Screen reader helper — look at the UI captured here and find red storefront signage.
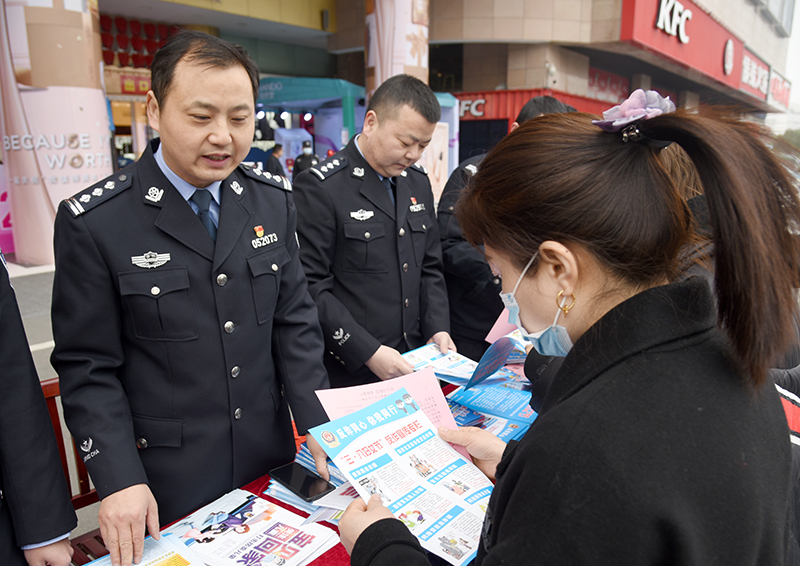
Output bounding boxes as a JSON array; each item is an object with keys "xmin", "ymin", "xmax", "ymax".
[
  {"xmin": 621, "ymin": 0, "xmax": 743, "ymax": 90},
  {"xmin": 768, "ymin": 68, "xmax": 792, "ymax": 112},
  {"xmin": 588, "ymin": 68, "xmax": 630, "ymax": 104},
  {"xmin": 739, "ymin": 48, "xmax": 769, "ymax": 101}
]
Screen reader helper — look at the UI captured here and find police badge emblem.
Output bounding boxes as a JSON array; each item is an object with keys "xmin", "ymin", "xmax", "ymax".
[
  {"xmin": 353, "ymin": 167, "xmax": 364, "ymax": 177},
  {"xmin": 131, "ymin": 251, "xmax": 172, "ymax": 268},
  {"xmin": 350, "ymin": 209, "xmax": 374, "ymax": 221}
]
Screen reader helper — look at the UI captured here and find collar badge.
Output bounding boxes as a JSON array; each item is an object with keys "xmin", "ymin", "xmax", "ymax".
[
  {"xmin": 231, "ymin": 180, "xmax": 243, "ymax": 195},
  {"xmin": 145, "ymin": 187, "xmax": 164, "ymax": 203},
  {"xmin": 353, "ymin": 167, "xmax": 364, "ymax": 177}
]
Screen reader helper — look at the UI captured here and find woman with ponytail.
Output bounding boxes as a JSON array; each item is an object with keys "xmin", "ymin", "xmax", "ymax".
[{"xmin": 338, "ymin": 91, "xmax": 798, "ymax": 565}]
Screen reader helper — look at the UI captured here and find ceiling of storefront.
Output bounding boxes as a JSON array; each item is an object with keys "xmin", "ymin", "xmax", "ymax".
[{"xmin": 97, "ymin": 0, "xmax": 329, "ymax": 49}]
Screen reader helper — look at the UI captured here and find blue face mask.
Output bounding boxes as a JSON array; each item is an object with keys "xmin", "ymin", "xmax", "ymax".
[{"xmin": 499, "ymin": 253, "xmax": 574, "ymax": 357}]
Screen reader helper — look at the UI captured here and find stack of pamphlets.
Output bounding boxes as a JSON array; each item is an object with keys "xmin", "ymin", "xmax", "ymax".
[
  {"xmin": 87, "ymin": 490, "xmax": 339, "ymax": 565},
  {"xmin": 447, "ymin": 399, "xmax": 485, "ymax": 427},
  {"xmin": 310, "ymin": 388, "xmax": 493, "ymax": 566},
  {"xmin": 164, "ymin": 489, "xmax": 338, "ymax": 565},
  {"xmin": 401, "ymin": 343, "xmax": 518, "ymax": 387},
  {"xmin": 447, "ymin": 383, "xmax": 535, "ymax": 442}
]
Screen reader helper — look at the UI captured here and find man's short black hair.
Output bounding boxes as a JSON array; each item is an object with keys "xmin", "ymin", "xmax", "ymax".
[
  {"xmin": 367, "ymin": 74, "xmax": 440, "ymax": 124},
  {"xmin": 150, "ymin": 30, "xmax": 260, "ymax": 106},
  {"xmin": 515, "ymin": 96, "xmax": 575, "ymax": 124},
  {"xmin": 273, "ymin": 144, "xmax": 282, "ymax": 151}
]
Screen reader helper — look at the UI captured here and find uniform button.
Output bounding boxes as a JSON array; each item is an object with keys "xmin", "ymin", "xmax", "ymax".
[
  {"xmin": 364, "ymin": 232, "xmax": 371, "ymax": 239},
  {"xmin": 231, "ymin": 366, "xmax": 240, "ymax": 378},
  {"xmin": 403, "ymin": 332, "xmax": 408, "ymax": 339},
  {"xmin": 234, "ymin": 408, "xmax": 242, "ymax": 420},
  {"xmin": 224, "ymin": 321, "xmax": 235, "ymax": 333},
  {"xmin": 119, "ymin": 174, "xmax": 127, "ymax": 181},
  {"xmin": 403, "ymin": 263, "xmax": 409, "ymax": 272},
  {"xmin": 150, "ymin": 286, "xmax": 160, "ymax": 296},
  {"xmin": 404, "ymin": 298, "xmax": 410, "ymax": 307},
  {"xmin": 493, "ymin": 277, "xmax": 501, "ymax": 285},
  {"xmin": 271, "ymin": 263, "xmax": 279, "ymax": 272},
  {"xmin": 340, "ymin": 360, "xmax": 345, "ymax": 366},
  {"xmin": 422, "ymin": 224, "xmax": 426, "ymax": 231},
  {"xmin": 335, "ymin": 355, "xmax": 340, "ymax": 361},
  {"xmin": 448, "ymin": 206, "xmax": 454, "ymax": 211},
  {"xmin": 399, "ymin": 228, "xmax": 405, "ymax": 236},
  {"xmin": 217, "ymin": 273, "xmax": 228, "ymax": 286},
  {"xmin": 136, "ymin": 438, "xmax": 148, "ymax": 449}
]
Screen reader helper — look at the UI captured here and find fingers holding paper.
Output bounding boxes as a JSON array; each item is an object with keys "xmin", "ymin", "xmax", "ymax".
[
  {"xmin": 306, "ymin": 434, "xmax": 330, "ymax": 481},
  {"xmin": 438, "ymin": 426, "xmax": 506, "ymax": 481},
  {"xmin": 98, "ymin": 483, "xmax": 160, "ymax": 566},
  {"xmin": 339, "ymin": 494, "xmax": 394, "ymax": 555}
]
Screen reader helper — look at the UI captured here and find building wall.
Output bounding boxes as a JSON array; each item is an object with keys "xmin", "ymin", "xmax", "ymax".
[
  {"xmin": 697, "ymin": 0, "xmax": 790, "ymax": 72},
  {"xmin": 166, "ymin": 0, "xmax": 338, "ymax": 32}
]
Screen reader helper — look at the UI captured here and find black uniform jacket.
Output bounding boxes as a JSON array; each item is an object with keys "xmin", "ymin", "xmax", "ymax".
[
  {"xmin": 292, "ymin": 153, "xmax": 319, "ymax": 181},
  {"xmin": 436, "ymin": 155, "xmax": 503, "ymax": 347},
  {"xmin": 51, "ymin": 140, "xmax": 329, "ymax": 524},
  {"xmin": 293, "ymin": 137, "xmax": 450, "ymax": 387},
  {"xmin": 0, "ymin": 257, "xmax": 77, "ymax": 566},
  {"xmin": 351, "ymin": 278, "xmax": 792, "ymax": 566}
]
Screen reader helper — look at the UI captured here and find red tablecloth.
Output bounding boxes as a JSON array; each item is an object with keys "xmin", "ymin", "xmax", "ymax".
[{"xmin": 242, "ymin": 474, "xmax": 351, "ymax": 566}]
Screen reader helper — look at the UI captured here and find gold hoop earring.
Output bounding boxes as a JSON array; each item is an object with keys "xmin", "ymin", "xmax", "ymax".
[{"xmin": 556, "ymin": 290, "xmax": 576, "ymax": 316}]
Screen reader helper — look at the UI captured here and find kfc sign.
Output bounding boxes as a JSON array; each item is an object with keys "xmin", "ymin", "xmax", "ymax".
[
  {"xmin": 656, "ymin": 0, "xmax": 693, "ymax": 44},
  {"xmin": 459, "ymin": 99, "xmax": 485, "ymax": 118}
]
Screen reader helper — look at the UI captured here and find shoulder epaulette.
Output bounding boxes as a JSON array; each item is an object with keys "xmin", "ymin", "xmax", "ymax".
[
  {"xmin": 308, "ymin": 156, "xmax": 347, "ymax": 181},
  {"xmin": 240, "ymin": 163, "xmax": 292, "ymax": 192},
  {"xmin": 464, "ymin": 163, "xmax": 479, "ymax": 176},
  {"xmin": 410, "ymin": 163, "xmax": 428, "ymax": 175},
  {"xmin": 64, "ymin": 171, "xmax": 133, "ymax": 217}
]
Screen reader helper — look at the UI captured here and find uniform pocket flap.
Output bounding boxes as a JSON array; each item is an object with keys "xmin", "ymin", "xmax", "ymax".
[
  {"xmin": 344, "ymin": 221, "xmax": 386, "ymax": 242},
  {"xmin": 247, "ymin": 245, "xmax": 290, "ymax": 277},
  {"xmin": 131, "ymin": 414, "xmax": 182, "ymax": 449},
  {"xmin": 407, "ymin": 215, "xmax": 429, "ymax": 233},
  {"xmin": 119, "ymin": 268, "xmax": 190, "ymax": 297}
]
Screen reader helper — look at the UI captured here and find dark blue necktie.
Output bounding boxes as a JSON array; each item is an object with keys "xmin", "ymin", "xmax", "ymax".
[
  {"xmin": 382, "ymin": 176, "xmax": 395, "ymax": 206},
  {"xmin": 190, "ymin": 189, "xmax": 217, "ymax": 241}
]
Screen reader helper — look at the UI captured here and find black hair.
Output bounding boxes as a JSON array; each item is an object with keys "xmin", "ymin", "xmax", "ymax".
[
  {"xmin": 515, "ymin": 96, "xmax": 575, "ymax": 124},
  {"xmin": 150, "ymin": 30, "xmax": 260, "ymax": 105},
  {"xmin": 367, "ymin": 74, "xmax": 440, "ymax": 124}
]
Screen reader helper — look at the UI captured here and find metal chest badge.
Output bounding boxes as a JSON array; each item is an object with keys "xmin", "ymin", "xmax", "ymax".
[
  {"xmin": 350, "ymin": 209, "xmax": 374, "ymax": 221},
  {"xmin": 409, "ymin": 197, "xmax": 425, "ymax": 213},
  {"xmin": 131, "ymin": 251, "xmax": 171, "ymax": 268},
  {"xmin": 254, "ymin": 225, "xmax": 265, "ymax": 237}
]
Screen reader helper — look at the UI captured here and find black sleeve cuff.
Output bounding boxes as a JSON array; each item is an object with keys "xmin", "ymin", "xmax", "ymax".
[{"xmin": 350, "ymin": 518, "xmax": 429, "ymax": 566}]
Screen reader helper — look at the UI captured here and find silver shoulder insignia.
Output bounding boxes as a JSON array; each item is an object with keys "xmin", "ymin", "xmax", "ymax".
[
  {"xmin": 64, "ymin": 171, "xmax": 133, "ymax": 217},
  {"xmin": 350, "ymin": 209, "xmax": 374, "ymax": 221},
  {"xmin": 145, "ymin": 187, "xmax": 164, "ymax": 203},
  {"xmin": 400, "ymin": 170, "xmax": 408, "ymax": 177},
  {"xmin": 131, "ymin": 251, "xmax": 171, "ymax": 269},
  {"xmin": 465, "ymin": 164, "xmax": 479, "ymax": 176},
  {"xmin": 412, "ymin": 163, "xmax": 428, "ymax": 175}
]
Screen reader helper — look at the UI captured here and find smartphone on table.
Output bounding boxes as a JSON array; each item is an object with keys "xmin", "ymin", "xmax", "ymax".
[{"xmin": 269, "ymin": 461, "xmax": 336, "ymax": 502}]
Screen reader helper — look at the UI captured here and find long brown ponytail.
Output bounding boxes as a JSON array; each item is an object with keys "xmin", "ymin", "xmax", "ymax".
[{"xmin": 458, "ymin": 109, "xmax": 800, "ymax": 386}]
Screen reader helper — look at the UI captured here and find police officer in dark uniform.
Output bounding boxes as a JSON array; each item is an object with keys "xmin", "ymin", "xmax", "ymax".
[
  {"xmin": 1, "ymin": 252, "xmax": 76, "ymax": 566},
  {"xmin": 51, "ymin": 32, "xmax": 330, "ymax": 566},
  {"xmin": 293, "ymin": 74, "xmax": 454, "ymax": 388},
  {"xmin": 293, "ymin": 140, "xmax": 319, "ymax": 181},
  {"xmin": 437, "ymin": 96, "xmax": 575, "ymax": 362}
]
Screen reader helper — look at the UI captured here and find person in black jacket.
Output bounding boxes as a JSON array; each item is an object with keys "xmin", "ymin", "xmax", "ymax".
[
  {"xmin": 437, "ymin": 96, "xmax": 574, "ymax": 362},
  {"xmin": 1, "ymin": 252, "xmax": 76, "ymax": 566},
  {"xmin": 293, "ymin": 140, "xmax": 319, "ymax": 181},
  {"xmin": 51, "ymin": 32, "xmax": 330, "ymax": 566},
  {"xmin": 293, "ymin": 75, "xmax": 454, "ymax": 387},
  {"xmin": 339, "ymin": 92, "xmax": 799, "ymax": 564},
  {"xmin": 266, "ymin": 143, "xmax": 286, "ymax": 177}
]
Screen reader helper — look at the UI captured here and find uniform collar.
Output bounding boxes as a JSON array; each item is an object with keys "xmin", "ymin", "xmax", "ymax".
[
  {"xmin": 354, "ymin": 134, "xmax": 390, "ymax": 182},
  {"xmin": 154, "ymin": 143, "xmax": 222, "ymax": 205}
]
